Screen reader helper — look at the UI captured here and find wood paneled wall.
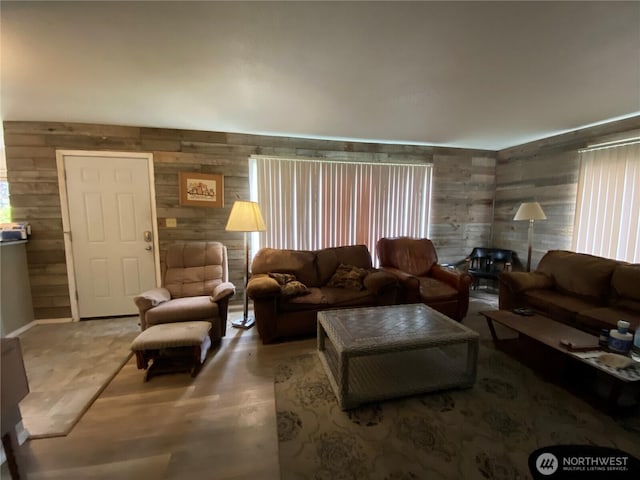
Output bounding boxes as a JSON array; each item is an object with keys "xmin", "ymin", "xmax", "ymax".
[
  {"xmin": 431, "ymin": 154, "xmax": 496, "ymax": 261},
  {"xmin": 494, "ymin": 116, "xmax": 640, "ymax": 270},
  {"xmin": 3, "ymin": 122, "xmax": 497, "ymax": 319}
]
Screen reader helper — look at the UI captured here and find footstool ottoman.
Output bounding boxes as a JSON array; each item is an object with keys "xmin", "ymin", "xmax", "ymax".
[{"xmin": 131, "ymin": 321, "xmax": 212, "ymax": 381}]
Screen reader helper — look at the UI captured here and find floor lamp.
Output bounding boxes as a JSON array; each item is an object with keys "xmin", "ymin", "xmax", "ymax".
[
  {"xmin": 514, "ymin": 201, "xmax": 547, "ymax": 272},
  {"xmin": 225, "ymin": 200, "xmax": 266, "ymax": 329}
]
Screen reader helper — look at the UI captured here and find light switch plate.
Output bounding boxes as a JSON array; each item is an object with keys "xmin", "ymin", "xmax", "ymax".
[{"xmin": 166, "ymin": 218, "xmax": 177, "ymax": 228}]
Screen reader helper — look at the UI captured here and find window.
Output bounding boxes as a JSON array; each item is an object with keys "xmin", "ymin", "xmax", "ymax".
[
  {"xmin": 250, "ymin": 155, "xmax": 432, "ymax": 263},
  {"xmin": 0, "ymin": 125, "xmax": 10, "ymax": 223},
  {"xmin": 572, "ymin": 141, "xmax": 640, "ymax": 262}
]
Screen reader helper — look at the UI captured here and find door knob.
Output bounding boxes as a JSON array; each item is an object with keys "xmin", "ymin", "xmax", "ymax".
[
  {"xmin": 145, "ymin": 245, "xmax": 152, "ymax": 251},
  {"xmin": 143, "ymin": 231, "xmax": 152, "ymax": 242}
]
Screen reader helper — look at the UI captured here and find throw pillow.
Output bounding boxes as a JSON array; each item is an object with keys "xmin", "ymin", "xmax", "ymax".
[
  {"xmin": 269, "ymin": 272, "xmax": 297, "ymax": 285},
  {"xmin": 326, "ymin": 264, "xmax": 368, "ymax": 290},
  {"xmin": 280, "ymin": 280, "xmax": 310, "ymax": 297},
  {"xmin": 267, "ymin": 272, "xmax": 310, "ymax": 297}
]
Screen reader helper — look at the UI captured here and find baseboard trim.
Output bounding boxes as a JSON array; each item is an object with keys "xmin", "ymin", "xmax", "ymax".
[
  {"xmin": 5, "ymin": 317, "xmax": 74, "ymax": 338},
  {"xmin": 35, "ymin": 317, "xmax": 75, "ymax": 324}
]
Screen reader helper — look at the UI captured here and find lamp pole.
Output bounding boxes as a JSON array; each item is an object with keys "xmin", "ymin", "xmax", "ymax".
[
  {"xmin": 242, "ymin": 231, "xmax": 250, "ymax": 326},
  {"xmin": 526, "ymin": 218, "xmax": 534, "ymax": 272},
  {"xmin": 225, "ymin": 200, "xmax": 266, "ymax": 329}
]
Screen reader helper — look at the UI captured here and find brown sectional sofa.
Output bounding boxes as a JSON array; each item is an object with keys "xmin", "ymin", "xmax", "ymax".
[
  {"xmin": 499, "ymin": 250, "xmax": 640, "ymax": 334},
  {"xmin": 247, "ymin": 244, "xmax": 399, "ymax": 344}
]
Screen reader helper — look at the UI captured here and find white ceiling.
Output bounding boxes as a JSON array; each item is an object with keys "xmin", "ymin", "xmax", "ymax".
[{"xmin": 1, "ymin": 1, "xmax": 639, "ymax": 151}]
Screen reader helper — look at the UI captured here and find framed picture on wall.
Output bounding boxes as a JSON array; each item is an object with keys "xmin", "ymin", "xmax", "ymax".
[{"xmin": 179, "ymin": 172, "xmax": 224, "ymax": 208}]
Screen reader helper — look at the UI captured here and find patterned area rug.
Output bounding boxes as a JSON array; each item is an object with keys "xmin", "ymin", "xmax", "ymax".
[
  {"xmin": 275, "ymin": 311, "xmax": 640, "ymax": 479},
  {"xmin": 18, "ymin": 317, "xmax": 140, "ymax": 439}
]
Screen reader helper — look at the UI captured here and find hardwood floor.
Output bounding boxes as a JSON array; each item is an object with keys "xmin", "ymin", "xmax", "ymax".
[
  {"xmin": 6, "ymin": 310, "xmax": 316, "ymax": 480},
  {"xmin": 5, "ymin": 293, "xmax": 502, "ymax": 480}
]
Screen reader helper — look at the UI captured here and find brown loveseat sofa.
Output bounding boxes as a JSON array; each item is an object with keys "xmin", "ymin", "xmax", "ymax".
[
  {"xmin": 499, "ymin": 250, "xmax": 640, "ymax": 334},
  {"xmin": 247, "ymin": 245, "xmax": 399, "ymax": 344}
]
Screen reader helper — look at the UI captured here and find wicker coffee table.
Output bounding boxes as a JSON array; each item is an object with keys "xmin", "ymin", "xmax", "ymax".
[{"xmin": 317, "ymin": 303, "xmax": 479, "ymax": 410}]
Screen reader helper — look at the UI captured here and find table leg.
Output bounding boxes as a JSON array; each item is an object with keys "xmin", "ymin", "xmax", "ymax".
[
  {"xmin": 340, "ymin": 355, "xmax": 349, "ymax": 405},
  {"xmin": 317, "ymin": 322, "xmax": 326, "ymax": 352},
  {"xmin": 486, "ymin": 317, "xmax": 499, "ymax": 341}
]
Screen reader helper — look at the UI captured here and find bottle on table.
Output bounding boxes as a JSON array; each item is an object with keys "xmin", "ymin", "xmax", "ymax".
[
  {"xmin": 608, "ymin": 320, "xmax": 633, "ymax": 355},
  {"xmin": 631, "ymin": 329, "xmax": 640, "ymax": 361}
]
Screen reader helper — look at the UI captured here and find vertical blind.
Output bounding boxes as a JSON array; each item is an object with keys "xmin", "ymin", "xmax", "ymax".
[
  {"xmin": 250, "ymin": 156, "xmax": 432, "ymax": 261},
  {"xmin": 0, "ymin": 123, "xmax": 9, "ymax": 223},
  {"xmin": 572, "ymin": 142, "xmax": 640, "ymax": 262}
]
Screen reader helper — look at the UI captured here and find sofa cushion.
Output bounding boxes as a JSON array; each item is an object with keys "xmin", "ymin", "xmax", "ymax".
[
  {"xmin": 145, "ymin": 296, "xmax": 218, "ymax": 327},
  {"xmin": 377, "ymin": 237, "xmax": 437, "ymax": 277},
  {"xmin": 613, "ymin": 298, "xmax": 640, "ymax": 315},
  {"xmin": 326, "ymin": 264, "xmax": 368, "ymax": 290},
  {"xmin": 322, "ymin": 287, "xmax": 376, "ymax": 307},
  {"xmin": 279, "ymin": 287, "xmax": 329, "ymax": 312},
  {"xmin": 164, "ymin": 242, "xmax": 226, "ymax": 298},
  {"xmin": 418, "ymin": 277, "xmax": 458, "ymax": 303},
  {"xmin": 316, "ymin": 245, "xmax": 372, "ymax": 285},
  {"xmin": 536, "ymin": 250, "xmax": 618, "ymax": 302},
  {"xmin": 277, "ymin": 286, "xmax": 376, "ymax": 312},
  {"xmin": 251, "ymin": 248, "xmax": 319, "ymax": 287},
  {"xmin": 524, "ymin": 289, "xmax": 599, "ymax": 326},
  {"xmin": 132, "ymin": 321, "xmax": 212, "ymax": 350},
  {"xmin": 576, "ymin": 307, "xmax": 639, "ymax": 333},
  {"xmin": 610, "ymin": 264, "xmax": 640, "ymax": 304},
  {"xmin": 331, "ymin": 245, "xmax": 372, "ymax": 269}
]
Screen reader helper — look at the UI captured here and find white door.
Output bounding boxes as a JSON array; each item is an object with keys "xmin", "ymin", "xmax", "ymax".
[{"xmin": 61, "ymin": 153, "xmax": 158, "ymax": 318}]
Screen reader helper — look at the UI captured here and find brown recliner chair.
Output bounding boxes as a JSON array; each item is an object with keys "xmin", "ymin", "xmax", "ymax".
[
  {"xmin": 133, "ymin": 241, "xmax": 236, "ymax": 343},
  {"xmin": 376, "ymin": 237, "xmax": 472, "ymax": 321}
]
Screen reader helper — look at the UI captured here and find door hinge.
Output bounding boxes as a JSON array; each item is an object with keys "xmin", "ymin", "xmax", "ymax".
[{"xmin": 75, "ymin": 290, "xmax": 79, "ymax": 301}]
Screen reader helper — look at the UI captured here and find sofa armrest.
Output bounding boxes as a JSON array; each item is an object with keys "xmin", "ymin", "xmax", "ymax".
[
  {"xmin": 378, "ymin": 266, "xmax": 420, "ymax": 302},
  {"xmin": 211, "ymin": 281, "xmax": 236, "ymax": 303},
  {"xmin": 378, "ymin": 266, "xmax": 420, "ymax": 291},
  {"xmin": 431, "ymin": 265, "xmax": 472, "ymax": 292},
  {"xmin": 499, "ymin": 271, "xmax": 553, "ymax": 294},
  {"xmin": 498, "ymin": 271, "xmax": 554, "ymax": 310},
  {"xmin": 133, "ymin": 287, "xmax": 171, "ymax": 330},
  {"xmin": 246, "ymin": 274, "xmax": 281, "ymax": 299},
  {"xmin": 133, "ymin": 287, "xmax": 171, "ymax": 313},
  {"xmin": 363, "ymin": 270, "xmax": 398, "ymax": 295}
]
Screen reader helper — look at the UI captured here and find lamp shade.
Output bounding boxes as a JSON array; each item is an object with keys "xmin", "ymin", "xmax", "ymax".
[
  {"xmin": 225, "ymin": 200, "xmax": 266, "ymax": 232},
  {"xmin": 513, "ymin": 202, "xmax": 547, "ymax": 221}
]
